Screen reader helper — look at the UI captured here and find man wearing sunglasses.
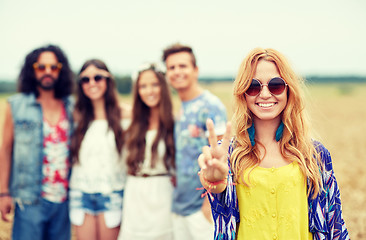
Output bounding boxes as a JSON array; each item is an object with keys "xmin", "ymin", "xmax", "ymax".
[
  {"xmin": 0, "ymin": 44, "xmax": 74, "ymax": 240},
  {"xmin": 163, "ymin": 43, "xmax": 227, "ymax": 240}
]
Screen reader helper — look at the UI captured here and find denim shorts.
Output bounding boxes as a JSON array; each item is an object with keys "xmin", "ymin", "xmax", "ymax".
[{"xmin": 69, "ymin": 189, "xmax": 124, "ymax": 228}]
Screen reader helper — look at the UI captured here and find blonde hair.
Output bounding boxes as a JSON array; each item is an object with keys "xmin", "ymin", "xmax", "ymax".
[{"xmin": 231, "ymin": 48, "xmax": 322, "ymax": 198}]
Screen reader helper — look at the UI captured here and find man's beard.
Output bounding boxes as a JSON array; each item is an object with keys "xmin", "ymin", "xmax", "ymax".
[{"xmin": 36, "ymin": 74, "xmax": 58, "ymax": 90}]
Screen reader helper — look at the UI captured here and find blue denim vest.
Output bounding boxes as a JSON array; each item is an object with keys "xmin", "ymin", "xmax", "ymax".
[{"xmin": 8, "ymin": 93, "xmax": 74, "ymax": 204}]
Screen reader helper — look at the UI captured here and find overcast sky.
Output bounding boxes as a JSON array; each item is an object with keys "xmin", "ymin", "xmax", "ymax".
[{"xmin": 0, "ymin": 0, "xmax": 365, "ymax": 81}]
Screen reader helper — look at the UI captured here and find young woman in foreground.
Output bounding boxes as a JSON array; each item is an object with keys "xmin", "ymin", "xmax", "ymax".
[{"xmin": 198, "ymin": 48, "xmax": 349, "ymax": 239}]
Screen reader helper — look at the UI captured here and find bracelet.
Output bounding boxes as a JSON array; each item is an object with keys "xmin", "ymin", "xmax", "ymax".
[
  {"xmin": 197, "ymin": 171, "xmax": 227, "ymax": 198},
  {"xmin": 199, "ymin": 171, "xmax": 227, "ymax": 190},
  {"xmin": 0, "ymin": 192, "xmax": 11, "ymax": 197}
]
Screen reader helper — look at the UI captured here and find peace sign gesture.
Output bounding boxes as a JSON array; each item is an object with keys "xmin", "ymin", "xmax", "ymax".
[{"xmin": 198, "ymin": 119, "xmax": 232, "ymax": 194}]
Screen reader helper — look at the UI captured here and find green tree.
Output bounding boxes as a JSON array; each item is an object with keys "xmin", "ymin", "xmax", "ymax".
[{"xmin": 115, "ymin": 75, "xmax": 132, "ymax": 94}]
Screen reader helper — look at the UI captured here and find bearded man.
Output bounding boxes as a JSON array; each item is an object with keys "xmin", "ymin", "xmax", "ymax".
[{"xmin": 0, "ymin": 44, "xmax": 74, "ymax": 240}]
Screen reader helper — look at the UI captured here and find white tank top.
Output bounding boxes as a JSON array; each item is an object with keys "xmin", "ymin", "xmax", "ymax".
[{"xmin": 69, "ymin": 119, "xmax": 129, "ymax": 193}]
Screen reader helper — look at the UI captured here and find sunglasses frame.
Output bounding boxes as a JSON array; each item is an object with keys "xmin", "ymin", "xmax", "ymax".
[
  {"xmin": 33, "ymin": 62, "xmax": 63, "ymax": 72},
  {"xmin": 245, "ymin": 77, "xmax": 288, "ymax": 97},
  {"xmin": 79, "ymin": 75, "xmax": 109, "ymax": 84}
]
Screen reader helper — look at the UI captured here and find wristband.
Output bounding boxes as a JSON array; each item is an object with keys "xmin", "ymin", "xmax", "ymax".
[
  {"xmin": 197, "ymin": 171, "xmax": 227, "ymax": 198},
  {"xmin": 0, "ymin": 192, "xmax": 11, "ymax": 197},
  {"xmin": 199, "ymin": 171, "xmax": 227, "ymax": 189}
]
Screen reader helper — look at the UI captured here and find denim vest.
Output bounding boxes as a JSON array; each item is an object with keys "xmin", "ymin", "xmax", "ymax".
[{"xmin": 8, "ymin": 93, "xmax": 74, "ymax": 205}]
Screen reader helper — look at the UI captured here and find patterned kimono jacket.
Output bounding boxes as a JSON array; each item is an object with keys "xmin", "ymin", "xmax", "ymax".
[{"xmin": 208, "ymin": 141, "xmax": 350, "ymax": 240}]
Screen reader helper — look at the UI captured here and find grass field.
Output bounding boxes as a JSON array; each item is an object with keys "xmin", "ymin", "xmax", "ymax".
[{"xmin": 0, "ymin": 82, "xmax": 365, "ymax": 239}]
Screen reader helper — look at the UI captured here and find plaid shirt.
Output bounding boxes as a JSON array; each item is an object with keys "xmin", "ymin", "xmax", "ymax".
[{"xmin": 209, "ymin": 141, "xmax": 350, "ymax": 240}]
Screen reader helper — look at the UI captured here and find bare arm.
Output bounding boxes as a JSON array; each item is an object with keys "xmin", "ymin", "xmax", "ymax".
[
  {"xmin": 197, "ymin": 119, "xmax": 232, "ymax": 194},
  {"xmin": 0, "ymin": 103, "xmax": 14, "ymax": 221},
  {"xmin": 119, "ymin": 102, "xmax": 132, "ymax": 119}
]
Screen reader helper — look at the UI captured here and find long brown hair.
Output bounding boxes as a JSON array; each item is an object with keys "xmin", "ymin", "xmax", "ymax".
[
  {"xmin": 71, "ymin": 59, "xmax": 124, "ymax": 164},
  {"xmin": 126, "ymin": 64, "xmax": 175, "ymax": 175},
  {"xmin": 231, "ymin": 48, "xmax": 322, "ymax": 198}
]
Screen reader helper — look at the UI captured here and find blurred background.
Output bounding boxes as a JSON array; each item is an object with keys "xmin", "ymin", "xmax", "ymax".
[{"xmin": 0, "ymin": 0, "xmax": 365, "ymax": 239}]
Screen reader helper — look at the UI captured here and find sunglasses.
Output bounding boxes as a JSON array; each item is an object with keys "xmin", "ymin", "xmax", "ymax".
[
  {"xmin": 33, "ymin": 63, "xmax": 63, "ymax": 72},
  {"xmin": 245, "ymin": 77, "xmax": 288, "ymax": 97},
  {"xmin": 79, "ymin": 75, "xmax": 108, "ymax": 84}
]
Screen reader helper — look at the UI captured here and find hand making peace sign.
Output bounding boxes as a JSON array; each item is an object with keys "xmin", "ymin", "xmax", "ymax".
[{"xmin": 198, "ymin": 119, "xmax": 232, "ymax": 193}]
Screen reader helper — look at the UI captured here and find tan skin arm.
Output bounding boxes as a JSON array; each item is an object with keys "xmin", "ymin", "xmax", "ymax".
[
  {"xmin": 198, "ymin": 119, "xmax": 232, "ymax": 194},
  {"xmin": 119, "ymin": 102, "xmax": 132, "ymax": 119},
  {"xmin": 0, "ymin": 103, "xmax": 14, "ymax": 222}
]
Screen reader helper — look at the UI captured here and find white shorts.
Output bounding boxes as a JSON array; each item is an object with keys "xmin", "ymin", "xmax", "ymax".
[{"xmin": 172, "ymin": 210, "xmax": 214, "ymax": 240}]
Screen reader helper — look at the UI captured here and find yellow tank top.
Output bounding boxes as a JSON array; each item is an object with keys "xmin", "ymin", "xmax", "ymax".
[{"xmin": 236, "ymin": 161, "xmax": 312, "ymax": 240}]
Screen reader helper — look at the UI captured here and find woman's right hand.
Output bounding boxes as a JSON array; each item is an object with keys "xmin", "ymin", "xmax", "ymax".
[{"xmin": 198, "ymin": 119, "xmax": 232, "ymax": 184}]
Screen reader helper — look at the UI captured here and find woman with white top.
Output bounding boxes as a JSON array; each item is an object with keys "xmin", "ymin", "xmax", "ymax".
[
  {"xmin": 69, "ymin": 59, "xmax": 131, "ymax": 240},
  {"xmin": 119, "ymin": 63, "xmax": 175, "ymax": 240}
]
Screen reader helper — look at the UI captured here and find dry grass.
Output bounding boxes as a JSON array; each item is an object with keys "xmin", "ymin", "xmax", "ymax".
[{"xmin": 0, "ymin": 82, "xmax": 365, "ymax": 239}]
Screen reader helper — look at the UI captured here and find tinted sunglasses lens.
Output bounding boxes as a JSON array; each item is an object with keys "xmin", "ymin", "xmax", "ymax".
[
  {"xmin": 246, "ymin": 79, "xmax": 261, "ymax": 96},
  {"xmin": 94, "ymin": 75, "xmax": 103, "ymax": 82},
  {"xmin": 37, "ymin": 65, "xmax": 46, "ymax": 71},
  {"xmin": 268, "ymin": 77, "xmax": 286, "ymax": 95},
  {"xmin": 80, "ymin": 77, "xmax": 90, "ymax": 84},
  {"xmin": 50, "ymin": 65, "xmax": 58, "ymax": 71}
]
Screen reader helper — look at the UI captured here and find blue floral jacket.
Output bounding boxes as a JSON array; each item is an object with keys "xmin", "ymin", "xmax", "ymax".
[{"xmin": 209, "ymin": 141, "xmax": 350, "ymax": 240}]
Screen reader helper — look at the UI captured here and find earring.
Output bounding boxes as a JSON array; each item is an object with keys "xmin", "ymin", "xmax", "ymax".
[
  {"xmin": 275, "ymin": 121, "xmax": 284, "ymax": 142},
  {"xmin": 247, "ymin": 123, "xmax": 255, "ymax": 146}
]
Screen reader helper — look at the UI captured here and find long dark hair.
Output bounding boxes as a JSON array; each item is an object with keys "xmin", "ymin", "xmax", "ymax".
[
  {"xmin": 18, "ymin": 44, "xmax": 74, "ymax": 98},
  {"xmin": 126, "ymin": 64, "xmax": 175, "ymax": 175},
  {"xmin": 71, "ymin": 59, "xmax": 124, "ymax": 164}
]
